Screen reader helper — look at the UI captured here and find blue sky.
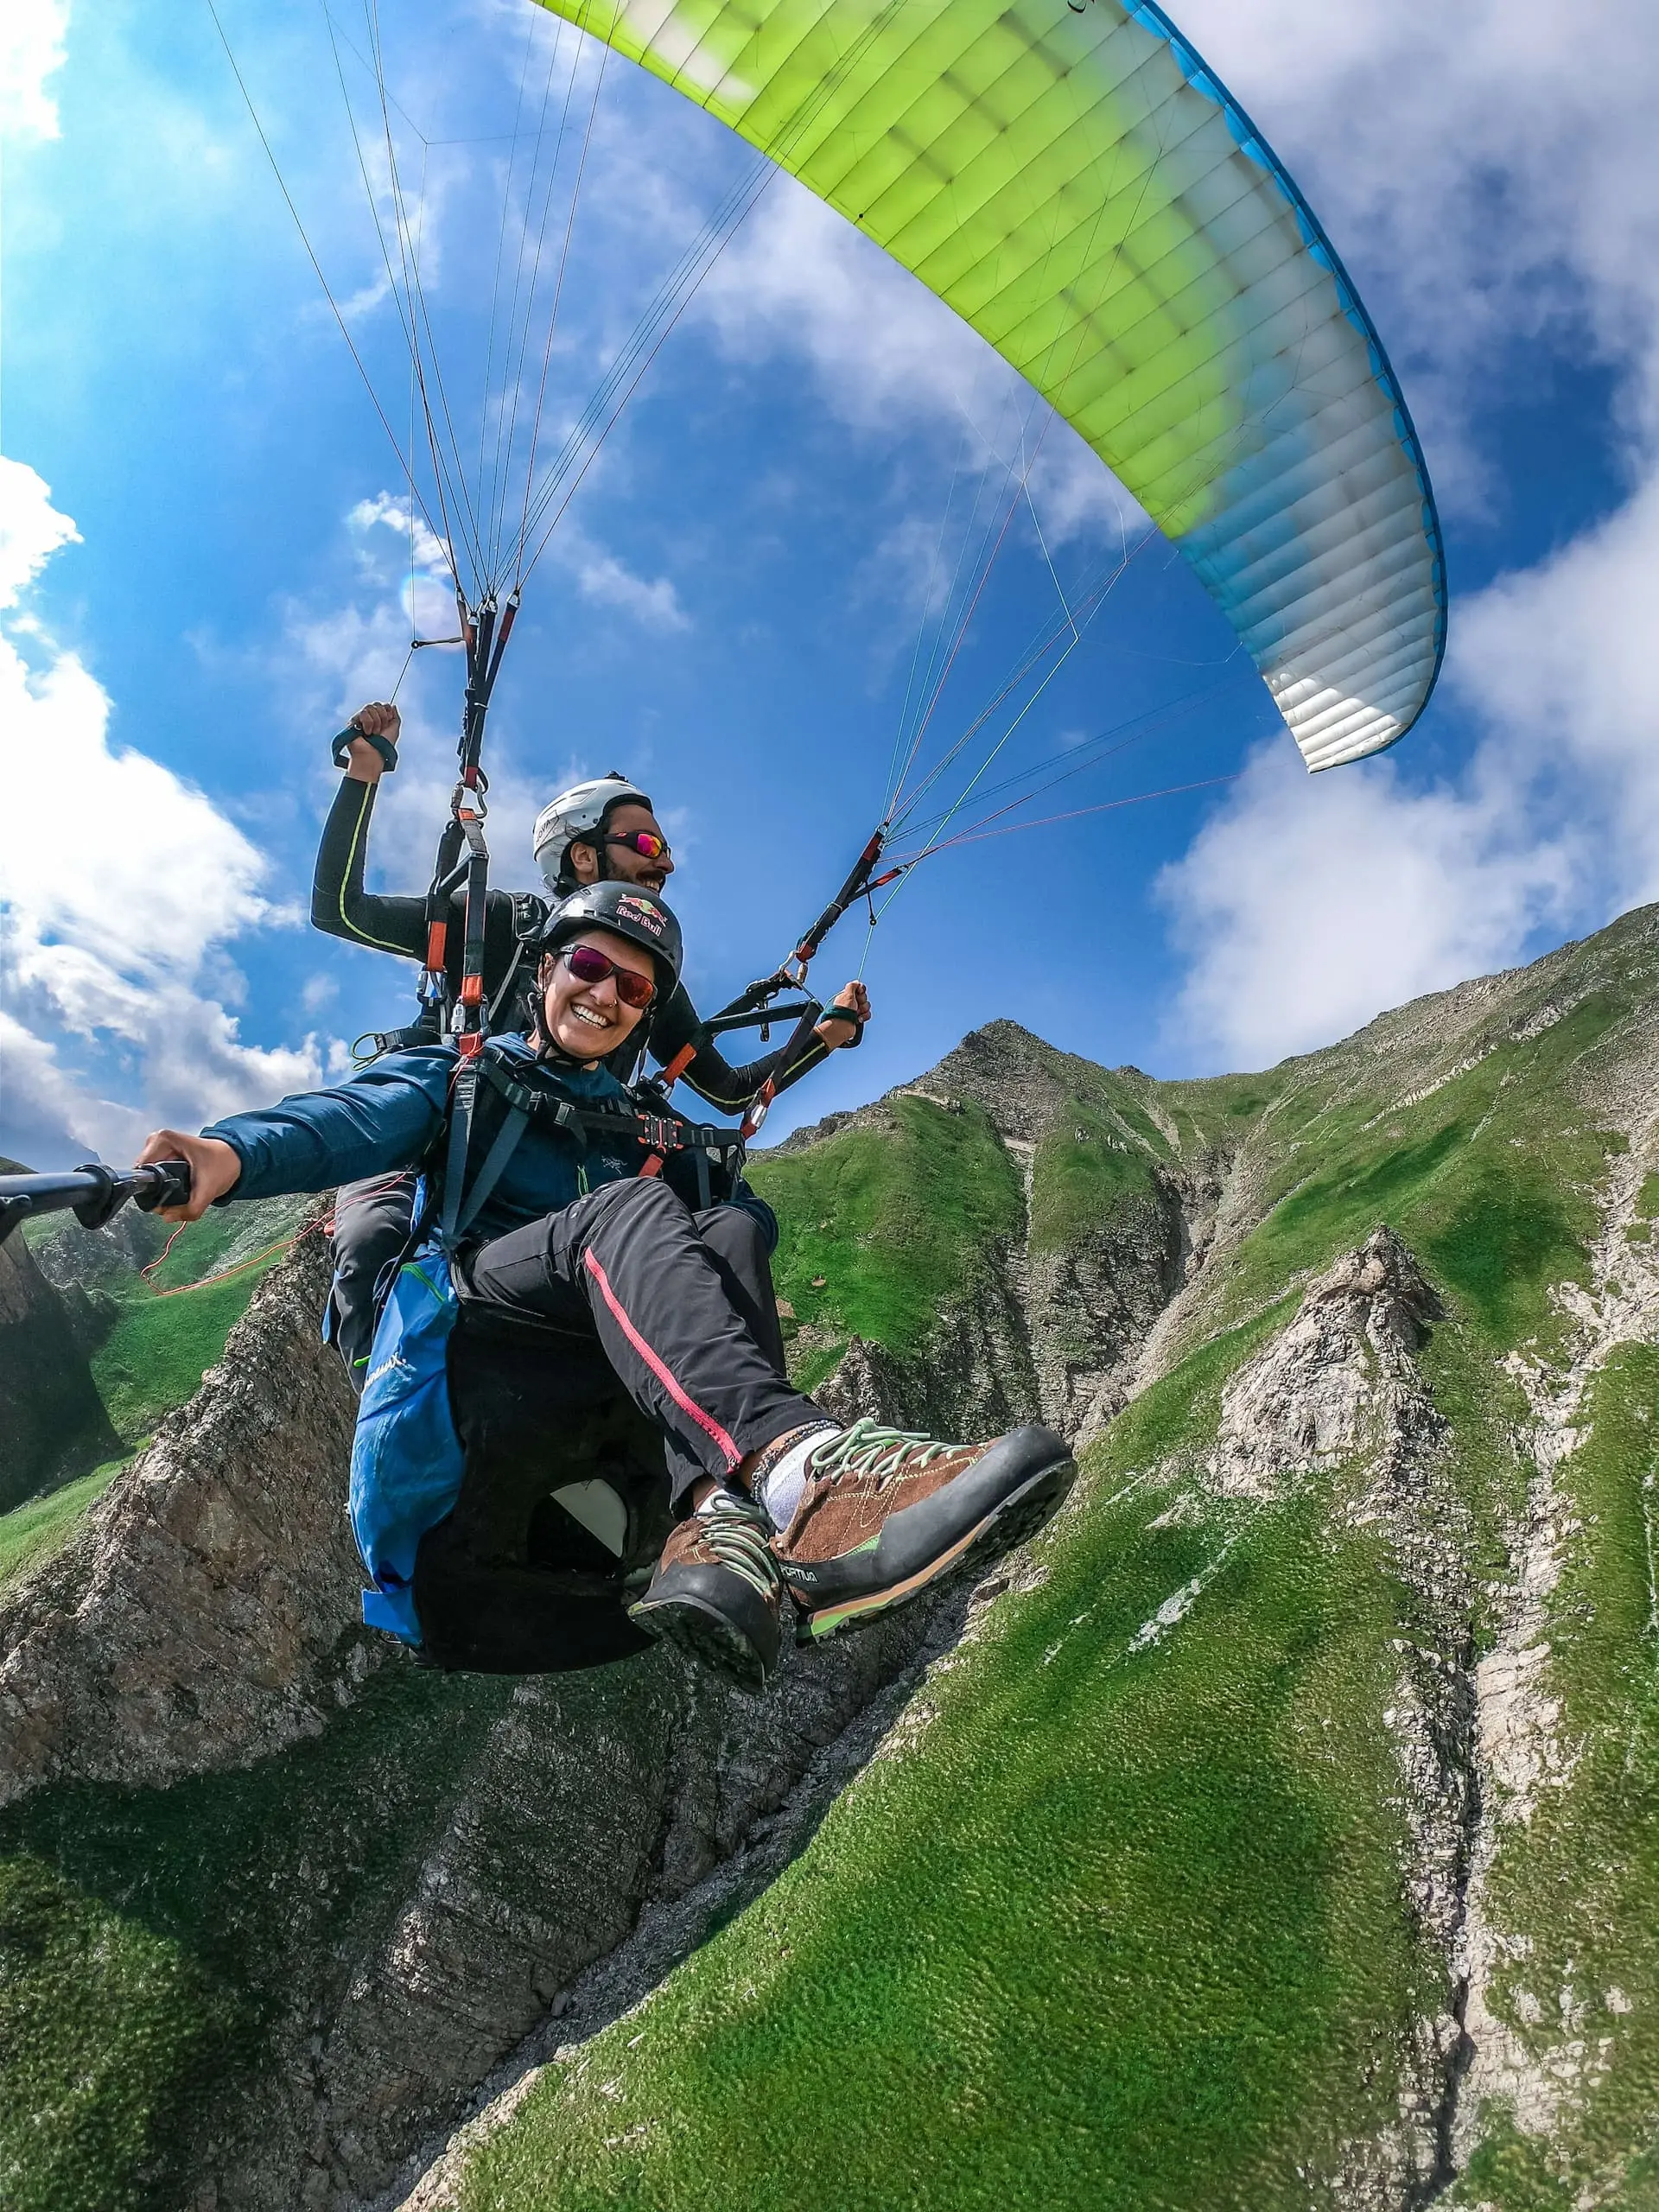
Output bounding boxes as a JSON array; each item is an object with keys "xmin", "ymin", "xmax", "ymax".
[{"xmin": 3, "ymin": 0, "xmax": 1656, "ymax": 1167}]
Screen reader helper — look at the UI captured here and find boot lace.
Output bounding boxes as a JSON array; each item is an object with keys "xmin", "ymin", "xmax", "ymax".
[
  {"xmin": 697, "ymin": 1492, "xmax": 781, "ymax": 1600},
  {"xmin": 807, "ymin": 1417, "xmax": 956, "ymax": 1490}
]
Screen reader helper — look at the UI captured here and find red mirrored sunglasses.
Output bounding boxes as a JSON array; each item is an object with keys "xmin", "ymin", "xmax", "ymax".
[
  {"xmin": 603, "ymin": 830, "xmax": 671, "ymax": 862},
  {"xmin": 559, "ymin": 942, "xmax": 657, "ymax": 1008}
]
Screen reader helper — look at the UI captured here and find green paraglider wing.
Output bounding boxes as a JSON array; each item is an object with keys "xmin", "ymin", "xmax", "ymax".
[{"xmin": 537, "ymin": 0, "xmax": 1444, "ymax": 768}]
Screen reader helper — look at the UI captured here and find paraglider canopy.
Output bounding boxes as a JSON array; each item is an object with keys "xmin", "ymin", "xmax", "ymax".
[
  {"xmin": 206, "ymin": 0, "xmax": 1446, "ymax": 1041},
  {"xmin": 532, "ymin": 0, "xmax": 1445, "ymax": 771}
]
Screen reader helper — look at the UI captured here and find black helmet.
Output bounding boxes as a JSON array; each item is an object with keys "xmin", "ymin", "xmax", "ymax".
[{"xmin": 537, "ymin": 880, "xmax": 683, "ymax": 993}]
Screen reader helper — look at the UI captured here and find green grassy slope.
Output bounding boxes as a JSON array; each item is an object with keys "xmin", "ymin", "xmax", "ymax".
[
  {"xmin": 1160, "ymin": 987, "xmax": 1629, "ymax": 1365},
  {"xmin": 0, "ymin": 1664, "xmax": 523, "ymax": 2212},
  {"xmin": 748, "ymin": 1095, "xmax": 1022, "ymax": 1393},
  {"xmin": 90, "ymin": 1253, "xmax": 288, "ymax": 1445},
  {"xmin": 89, "ymin": 1198, "xmax": 314, "ymax": 1445},
  {"xmin": 1027, "ymin": 1096, "xmax": 1162, "ymax": 1255},
  {"xmin": 441, "ymin": 915, "xmax": 1659, "ymax": 2209},
  {"xmin": 451, "ymin": 1355, "xmax": 1428, "ymax": 2212},
  {"xmin": 0, "ymin": 1463, "xmax": 127, "ymax": 1592}
]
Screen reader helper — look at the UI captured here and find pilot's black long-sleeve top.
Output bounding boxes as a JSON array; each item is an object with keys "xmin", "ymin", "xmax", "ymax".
[{"xmin": 311, "ymin": 773, "xmax": 834, "ymax": 1114}]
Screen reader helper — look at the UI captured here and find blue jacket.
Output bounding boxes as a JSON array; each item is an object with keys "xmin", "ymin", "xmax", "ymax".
[
  {"xmin": 204, "ymin": 1033, "xmax": 777, "ymax": 1249},
  {"xmin": 203, "ymin": 1036, "xmax": 638, "ymax": 1243}
]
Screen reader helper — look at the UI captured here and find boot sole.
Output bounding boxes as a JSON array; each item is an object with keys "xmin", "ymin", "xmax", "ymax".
[
  {"xmin": 629, "ymin": 1590, "xmax": 774, "ymax": 1693},
  {"xmin": 794, "ymin": 1451, "xmax": 1076, "ymax": 1646}
]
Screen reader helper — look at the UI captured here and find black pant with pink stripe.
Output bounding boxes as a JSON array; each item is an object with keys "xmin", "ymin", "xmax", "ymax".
[{"xmin": 462, "ymin": 1177, "xmax": 822, "ymax": 1511}]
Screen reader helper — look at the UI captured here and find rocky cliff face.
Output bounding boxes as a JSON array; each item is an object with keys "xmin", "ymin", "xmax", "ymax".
[
  {"xmin": 0, "ymin": 1214, "xmax": 362, "ymax": 1806},
  {"xmin": 927, "ymin": 1025, "xmax": 1200, "ymax": 1435},
  {"xmin": 26, "ymin": 1202, "xmax": 167, "ymax": 1292},
  {"xmin": 6, "ymin": 908, "xmax": 1659, "ymax": 2212},
  {"xmin": 0, "ymin": 1227, "xmax": 120, "ymax": 1510},
  {"xmin": 770, "ymin": 1020, "xmax": 1224, "ymax": 1447}
]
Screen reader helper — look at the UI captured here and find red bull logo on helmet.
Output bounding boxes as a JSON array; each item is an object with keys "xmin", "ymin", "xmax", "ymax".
[{"xmin": 616, "ymin": 894, "xmax": 665, "ymax": 938}]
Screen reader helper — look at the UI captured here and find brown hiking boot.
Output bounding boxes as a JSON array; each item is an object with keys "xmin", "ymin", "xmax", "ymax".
[
  {"xmin": 772, "ymin": 1418, "xmax": 1076, "ymax": 1644},
  {"xmin": 627, "ymin": 1490, "xmax": 782, "ymax": 1690}
]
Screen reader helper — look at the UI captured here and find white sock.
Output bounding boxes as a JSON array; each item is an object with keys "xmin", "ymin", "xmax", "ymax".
[
  {"xmin": 753, "ymin": 1421, "xmax": 841, "ymax": 1532},
  {"xmin": 696, "ymin": 1483, "xmax": 746, "ymax": 1517}
]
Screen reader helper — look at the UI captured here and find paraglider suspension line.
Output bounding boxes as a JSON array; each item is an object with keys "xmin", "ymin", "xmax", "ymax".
[{"xmin": 416, "ymin": 588, "xmax": 519, "ymax": 1050}]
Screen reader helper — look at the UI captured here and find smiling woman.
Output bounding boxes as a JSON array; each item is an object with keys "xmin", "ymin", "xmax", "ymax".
[
  {"xmin": 531, "ymin": 902, "xmax": 671, "ymax": 1061},
  {"xmin": 542, "ymin": 934, "xmax": 660, "ymax": 1050}
]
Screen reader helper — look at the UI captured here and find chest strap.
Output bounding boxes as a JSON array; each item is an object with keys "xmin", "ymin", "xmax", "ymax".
[{"xmin": 477, "ymin": 1058, "xmax": 743, "ymax": 1158}]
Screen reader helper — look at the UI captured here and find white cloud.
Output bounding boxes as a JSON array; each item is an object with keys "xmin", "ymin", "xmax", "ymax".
[
  {"xmin": 700, "ymin": 181, "xmax": 1008, "ymax": 441},
  {"xmin": 1156, "ymin": 745, "xmax": 1573, "ymax": 1066},
  {"xmin": 1159, "ymin": 467, "xmax": 1659, "ymax": 1066},
  {"xmin": 0, "ymin": 464, "xmax": 321, "ymax": 1162},
  {"xmin": 0, "ymin": 0, "xmax": 68, "ymax": 141},
  {"xmin": 1138, "ymin": 0, "xmax": 1659, "ymax": 1064},
  {"xmin": 550, "ymin": 520, "xmax": 689, "ymax": 632},
  {"xmin": 0, "ymin": 1011, "xmax": 147, "ymax": 1167},
  {"xmin": 348, "ymin": 491, "xmax": 455, "ymax": 588},
  {"xmin": 341, "ymin": 487, "xmax": 686, "ymax": 650},
  {"xmin": 3, "ymin": 645, "xmax": 273, "ymax": 990},
  {"xmin": 0, "ymin": 454, "xmax": 80, "ymax": 607},
  {"xmin": 1454, "ymin": 470, "xmax": 1659, "ymax": 837}
]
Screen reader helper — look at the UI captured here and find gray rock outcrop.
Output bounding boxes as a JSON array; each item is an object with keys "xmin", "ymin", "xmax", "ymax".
[
  {"xmin": 0, "ymin": 1212, "xmax": 362, "ymax": 1803},
  {"xmin": 1209, "ymin": 1225, "xmax": 1442, "ymax": 1499},
  {"xmin": 25, "ymin": 1200, "xmax": 167, "ymax": 1292}
]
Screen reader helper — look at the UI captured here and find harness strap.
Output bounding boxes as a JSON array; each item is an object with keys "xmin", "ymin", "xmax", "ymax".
[
  {"xmin": 452, "ymin": 1100, "xmax": 531, "ymax": 1240},
  {"xmin": 437, "ymin": 1046, "xmax": 748, "ymax": 1236},
  {"xmin": 438, "ymin": 1050, "xmax": 541, "ymax": 1249},
  {"xmin": 474, "ymin": 1054, "xmax": 740, "ymax": 1160},
  {"xmin": 439, "ymin": 1059, "xmax": 481, "ymax": 1248}
]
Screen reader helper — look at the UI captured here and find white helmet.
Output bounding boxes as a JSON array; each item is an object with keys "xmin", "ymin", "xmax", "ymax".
[{"xmin": 531, "ymin": 772, "xmax": 653, "ymax": 893}]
